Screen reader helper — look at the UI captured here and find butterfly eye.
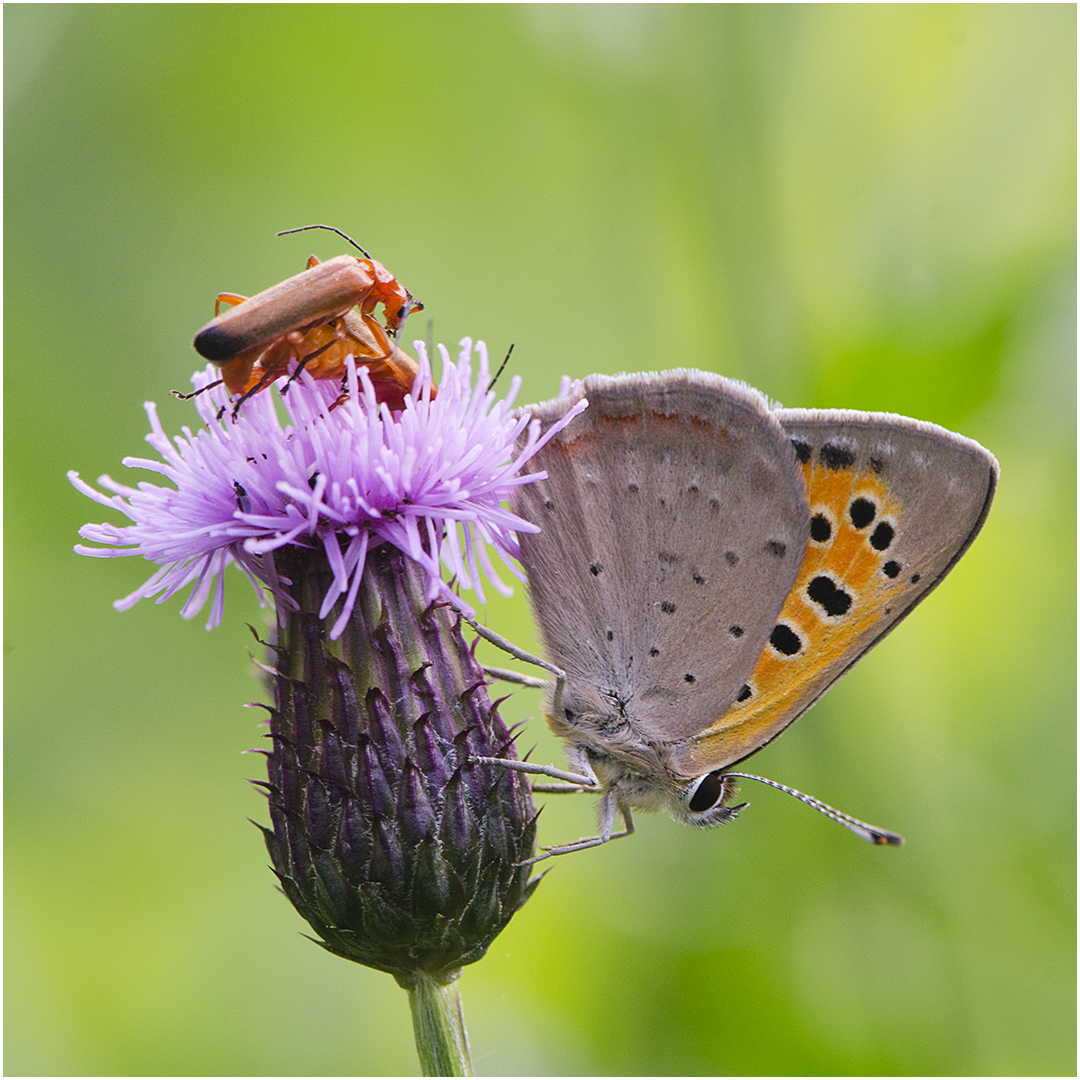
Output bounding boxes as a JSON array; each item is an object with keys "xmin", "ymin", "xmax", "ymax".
[
  {"xmin": 679, "ymin": 771, "xmax": 745, "ymax": 829},
  {"xmin": 687, "ymin": 770, "xmax": 727, "ymax": 812}
]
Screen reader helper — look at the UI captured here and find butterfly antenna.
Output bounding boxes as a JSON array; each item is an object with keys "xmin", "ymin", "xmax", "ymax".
[
  {"xmin": 725, "ymin": 772, "xmax": 904, "ymax": 846},
  {"xmin": 275, "ymin": 225, "xmax": 372, "ymax": 259},
  {"xmin": 487, "ymin": 343, "xmax": 514, "ymax": 392}
]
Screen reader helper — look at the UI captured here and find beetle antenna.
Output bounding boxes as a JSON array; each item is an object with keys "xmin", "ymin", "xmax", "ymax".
[
  {"xmin": 724, "ymin": 771, "xmax": 904, "ymax": 846},
  {"xmin": 487, "ymin": 343, "xmax": 514, "ymax": 392},
  {"xmin": 275, "ymin": 225, "xmax": 372, "ymax": 259}
]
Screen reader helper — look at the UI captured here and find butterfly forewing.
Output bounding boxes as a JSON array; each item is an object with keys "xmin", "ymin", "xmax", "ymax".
[
  {"xmin": 513, "ymin": 370, "xmax": 810, "ymax": 742},
  {"xmin": 673, "ymin": 410, "xmax": 998, "ymax": 776}
]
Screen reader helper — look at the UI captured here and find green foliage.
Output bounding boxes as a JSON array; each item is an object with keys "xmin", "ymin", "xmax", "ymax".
[{"xmin": 7, "ymin": 5, "xmax": 1074, "ymax": 1074}]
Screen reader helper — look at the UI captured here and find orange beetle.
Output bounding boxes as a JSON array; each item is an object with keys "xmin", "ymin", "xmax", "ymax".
[{"xmin": 189, "ymin": 227, "xmax": 424, "ymax": 416}]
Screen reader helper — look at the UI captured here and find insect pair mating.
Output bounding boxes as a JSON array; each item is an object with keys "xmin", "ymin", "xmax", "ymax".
[{"xmin": 183, "ymin": 225, "xmax": 424, "ymax": 419}]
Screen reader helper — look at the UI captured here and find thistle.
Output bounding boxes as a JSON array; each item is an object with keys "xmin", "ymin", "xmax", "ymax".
[{"xmin": 71, "ymin": 341, "xmax": 587, "ymax": 1074}]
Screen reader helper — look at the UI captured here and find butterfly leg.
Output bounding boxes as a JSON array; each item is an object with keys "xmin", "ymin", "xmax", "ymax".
[
  {"xmin": 517, "ymin": 792, "xmax": 636, "ymax": 864},
  {"xmin": 481, "ymin": 666, "xmax": 548, "ymax": 690},
  {"xmin": 464, "ymin": 617, "xmax": 639, "ymax": 861},
  {"xmin": 464, "ymin": 615, "xmax": 567, "ymax": 718},
  {"xmin": 471, "ymin": 756, "xmax": 599, "ymax": 788},
  {"xmin": 530, "ymin": 782, "xmax": 595, "ymax": 794},
  {"xmin": 474, "ymin": 741, "xmax": 599, "ymax": 787}
]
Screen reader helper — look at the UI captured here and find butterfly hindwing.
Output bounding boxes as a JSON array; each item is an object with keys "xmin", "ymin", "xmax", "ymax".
[{"xmin": 672, "ymin": 409, "xmax": 998, "ymax": 778}]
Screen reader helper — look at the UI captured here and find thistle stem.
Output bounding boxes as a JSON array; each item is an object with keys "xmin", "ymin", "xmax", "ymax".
[{"xmin": 407, "ymin": 971, "xmax": 473, "ymax": 1076}]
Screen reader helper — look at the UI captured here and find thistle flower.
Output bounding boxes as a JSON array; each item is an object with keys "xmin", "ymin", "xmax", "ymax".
[
  {"xmin": 70, "ymin": 340, "xmax": 582, "ymax": 638},
  {"xmin": 71, "ymin": 341, "xmax": 587, "ymax": 1074}
]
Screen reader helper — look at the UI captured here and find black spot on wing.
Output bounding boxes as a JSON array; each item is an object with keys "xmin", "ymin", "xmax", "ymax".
[
  {"xmin": 807, "ymin": 575, "xmax": 852, "ymax": 617},
  {"xmin": 820, "ymin": 443, "xmax": 856, "ymax": 469},
  {"xmin": 770, "ymin": 624, "xmax": 802, "ymax": 656},
  {"xmin": 810, "ymin": 514, "xmax": 832, "ymax": 543},
  {"xmin": 849, "ymin": 498, "xmax": 875, "ymax": 529},
  {"xmin": 870, "ymin": 522, "xmax": 894, "ymax": 551}
]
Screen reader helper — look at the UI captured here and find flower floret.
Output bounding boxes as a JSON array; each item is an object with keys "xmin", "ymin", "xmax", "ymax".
[{"xmin": 71, "ymin": 338, "xmax": 587, "ymax": 637}]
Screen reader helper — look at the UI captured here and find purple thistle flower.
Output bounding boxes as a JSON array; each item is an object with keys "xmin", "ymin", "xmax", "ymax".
[
  {"xmin": 69, "ymin": 338, "xmax": 587, "ymax": 637},
  {"xmin": 70, "ymin": 334, "xmax": 590, "ymax": 1029}
]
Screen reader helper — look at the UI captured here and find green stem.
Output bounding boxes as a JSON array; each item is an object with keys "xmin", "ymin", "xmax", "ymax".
[{"xmin": 407, "ymin": 971, "xmax": 473, "ymax": 1076}]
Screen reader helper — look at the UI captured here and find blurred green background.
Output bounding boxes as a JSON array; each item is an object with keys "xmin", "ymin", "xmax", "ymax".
[{"xmin": 6, "ymin": 5, "xmax": 1074, "ymax": 1076}]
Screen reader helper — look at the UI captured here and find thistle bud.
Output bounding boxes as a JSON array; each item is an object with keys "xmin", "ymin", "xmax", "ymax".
[{"xmin": 257, "ymin": 543, "xmax": 538, "ymax": 986}]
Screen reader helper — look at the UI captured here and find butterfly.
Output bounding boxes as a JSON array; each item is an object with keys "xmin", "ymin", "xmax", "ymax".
[{"xmin": 473, "ymin": 369, "xmax": 998, "ymax": 860}]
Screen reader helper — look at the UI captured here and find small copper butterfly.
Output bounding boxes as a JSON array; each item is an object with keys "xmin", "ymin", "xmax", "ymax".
[{"xmin": 474, "ymin": 369, "xmax": 998, "ymax": 859}]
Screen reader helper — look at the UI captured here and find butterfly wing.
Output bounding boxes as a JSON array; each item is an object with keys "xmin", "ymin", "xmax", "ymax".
[
  {"xmin": 513, "ymin": 370, "xmax": 809, "ymax": 743},
  {"xmin": 672, "ymin": 409, "xmax": 998, "ymax": 777}
]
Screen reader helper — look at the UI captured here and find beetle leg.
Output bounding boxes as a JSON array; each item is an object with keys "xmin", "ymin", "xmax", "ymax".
[
  {"xmin": 214, "ymin": 292, "xmax": 248, "ymax": 317},
  {"xmin": 171, "ymin": 378, "xmax": 224, "ymax": 401},
  {"xmin": 228, "ymin": 339, "xmax": 293, "ymax": 419},
  {"xmin": 283, "ymin": 333, "xmax": 340, "ymax": 392}
]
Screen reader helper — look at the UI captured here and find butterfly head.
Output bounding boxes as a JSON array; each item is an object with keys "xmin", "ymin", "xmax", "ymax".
[{"xmin": 583, "ymin": 742, "xmax": 748, "ymax": 829}]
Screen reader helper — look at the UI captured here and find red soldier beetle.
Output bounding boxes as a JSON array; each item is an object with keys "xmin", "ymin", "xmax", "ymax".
[{"xmin": 184, "ymin": 227, "xmax": 424, "ymax": 418}]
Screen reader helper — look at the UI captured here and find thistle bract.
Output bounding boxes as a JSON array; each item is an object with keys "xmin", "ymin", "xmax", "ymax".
[{"xmin": 260, "ymin": 542, "xmax": 539, "ymax": 985}]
